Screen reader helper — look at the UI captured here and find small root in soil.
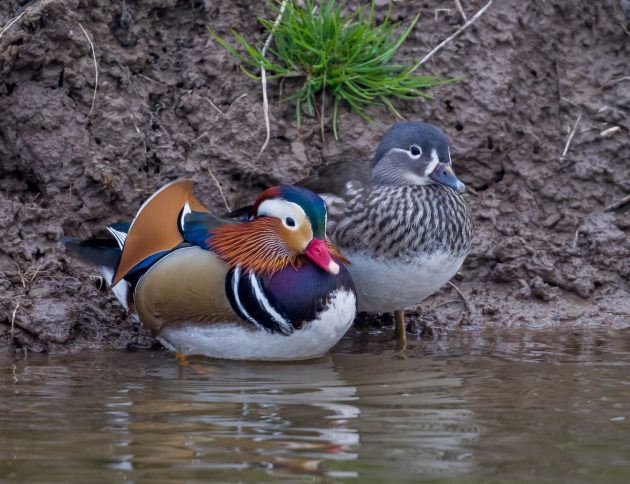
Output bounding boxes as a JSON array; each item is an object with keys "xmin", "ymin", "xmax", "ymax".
[
  {"xmin": 78, "ymin": 22, "xmax": 99, "ymax": 119},
  {"xmin": 605, "ymin": 194, "xmax": 630, "ymax": 212},
  {"xmin": 258, "ymin": 0, "xmax": 288, "ymax": 161},
  {"xmin": 454, "ymin": 0, "xmax": 468, "ymax": 22},
  {"xmin": 560, "ymin": 111, "xmax": 582, "ymax": 161},
  {"xmin": 208, "ymin": 167, "xmax": 231, "ymax": 212},
  {"xmin": 10, "ymin": 299, "xmax": 25, "ymax": 341},
  {"xmin": 448, "ymin": 281, "xmax": 472, "ymax": 314},
  {"xmin": 203, "ymin": 97, "xmax": 224, "ymax": 116},
  {"xmin": 11, "ymin": 258, "xmax": 50, "ymax": 289},
  {"xmin": 0, "ymin": 11, "xmax": 26, "ymax": 40},
  {"xmin": 412, "ymin": 0, "xmax": 494, "ymax": 72}
]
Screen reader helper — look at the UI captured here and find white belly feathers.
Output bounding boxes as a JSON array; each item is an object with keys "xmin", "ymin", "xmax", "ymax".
[
  {"xmin": 158, "ymin": 289, "xmax": 357, "ymax": 360},
  {"xmin": 344, "ymin": 251, "xmax": 467, "ymax": 313}
]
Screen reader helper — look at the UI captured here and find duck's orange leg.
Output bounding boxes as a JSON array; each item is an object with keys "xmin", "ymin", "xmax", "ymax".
[{"xmin": 394, "ymin": 309, "xmax": 407, "ymax": 350}]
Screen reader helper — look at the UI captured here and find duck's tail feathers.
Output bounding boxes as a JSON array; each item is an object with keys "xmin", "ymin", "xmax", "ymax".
[
  {"xmin": 106, "ymin": 222, "xmax": 130, "ymax": 249},
  {"xmin": 62, "ymin": 236, "xmax": 131, "ymax": 310},
  {"xmin": 62, "ymin": 237, "xmax": 121, "ymax": 270}
]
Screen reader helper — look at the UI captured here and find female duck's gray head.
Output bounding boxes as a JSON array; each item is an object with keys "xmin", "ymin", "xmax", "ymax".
[{"xmin": 371, "ymin": 121, "xmax": 466, "ymax": 194}]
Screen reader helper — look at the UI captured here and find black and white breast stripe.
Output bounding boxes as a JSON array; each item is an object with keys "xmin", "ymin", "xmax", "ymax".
[{"xmin": 225, "ymin": 266, "xmax": 294, "ymax": 335}]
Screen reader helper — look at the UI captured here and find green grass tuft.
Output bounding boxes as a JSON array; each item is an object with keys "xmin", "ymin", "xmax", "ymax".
[{"xmin": 209, "ymin": 0, "xmax": 453, "ymax": 139}]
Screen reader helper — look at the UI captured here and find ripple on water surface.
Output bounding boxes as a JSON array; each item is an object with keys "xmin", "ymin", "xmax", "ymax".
[{"xmin": 2, "ymin": 328, "xmax": 630, "ymax": 482}]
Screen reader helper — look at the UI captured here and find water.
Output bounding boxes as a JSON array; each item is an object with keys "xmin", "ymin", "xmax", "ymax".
[{"xmin": 2, "ymin": 327, "xmax": 630, "ymax": 482}]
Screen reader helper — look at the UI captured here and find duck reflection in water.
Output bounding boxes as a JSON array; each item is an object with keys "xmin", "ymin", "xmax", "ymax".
[
  {"xmin": 100, "ymin": 348, "xmax": 478, "ymax": 480},
  {"xmin": 104, "ymin": 355, "xmax": 361, "ymax": 479}
]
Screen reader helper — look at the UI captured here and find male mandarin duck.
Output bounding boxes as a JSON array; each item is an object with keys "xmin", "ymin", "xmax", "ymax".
[
  {"xmin": 64, "ymin": 180, "xmax": 356, "ymax": 360},
  {"xmin": 296, "ymin": 121, "xmax": 473, "ymax": 345}
]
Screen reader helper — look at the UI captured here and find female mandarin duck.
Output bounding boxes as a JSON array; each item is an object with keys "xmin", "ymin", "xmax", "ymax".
[
  {"xmin": 297, "ymin": 122, "xmax": 473, "ymax": 345},
  {"xmin": 64, "ymin": 180, "xmax": 356, "ymax": 360}
]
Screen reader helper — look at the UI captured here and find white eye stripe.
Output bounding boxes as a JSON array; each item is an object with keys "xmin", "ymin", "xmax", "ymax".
[
  {"xmin": 390, "ymin": 147, "xmax": 414, "ymax": 156},
  {"xmin": 423, "ymin": 149, "xmax": 440, "ymax": 176},
  {"xmin": 257, "ymin": 199, "xmax": 307, "ymax": 230}
]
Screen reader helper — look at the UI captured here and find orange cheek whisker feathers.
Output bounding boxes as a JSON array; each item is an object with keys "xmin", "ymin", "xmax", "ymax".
[
  {"xmin": 327, "ymin": 238, "xmax": 349, "ymax": 265},
  {"xmin": 209, "ymin": 218, "xmax": 348, "ymax": 274},
  {"xmin": 209, "ymin": 218, "xmax": 297, "ymax": 274}
]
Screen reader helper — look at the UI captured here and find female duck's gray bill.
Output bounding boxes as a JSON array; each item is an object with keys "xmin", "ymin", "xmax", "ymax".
[{"xmin": 430, "ymin": 162, "xmax": 466, "ymax": 194}]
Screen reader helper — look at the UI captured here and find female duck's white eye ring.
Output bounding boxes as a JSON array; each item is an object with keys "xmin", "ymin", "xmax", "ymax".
[{"xmin": 409, "ymin": 145, "xmax": 422, "ymax": 157}]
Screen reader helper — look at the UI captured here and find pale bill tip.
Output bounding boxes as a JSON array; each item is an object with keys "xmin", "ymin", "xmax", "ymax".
[{"xmin": 329, "ymin": 260, "xmax": 340, "ymax": 275}]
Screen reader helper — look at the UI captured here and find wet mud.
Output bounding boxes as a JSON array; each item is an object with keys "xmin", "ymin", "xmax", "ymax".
[{"xmin": 1, "ymin": 0, "xmax": 629, "ymax": 353}]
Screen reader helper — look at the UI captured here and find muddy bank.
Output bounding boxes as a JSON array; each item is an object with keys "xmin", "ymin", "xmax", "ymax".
[{"xmin": 1, "ymin": 0, "xmax": 629, "ymax": 353}]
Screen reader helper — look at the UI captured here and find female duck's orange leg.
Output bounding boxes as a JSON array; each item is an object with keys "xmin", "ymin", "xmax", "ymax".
[{"xmin": 394, "ymin": 309, "xmax": 407, "ymax": 350}]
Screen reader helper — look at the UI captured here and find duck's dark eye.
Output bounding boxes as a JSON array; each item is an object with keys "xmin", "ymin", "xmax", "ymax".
[
  {"xmin": 285, "ymin": 217, "xmax": 296, "ymax": 227},
  {"xmin": 410, "ymin": 145, "xmax": 422, "ymax": 156}
]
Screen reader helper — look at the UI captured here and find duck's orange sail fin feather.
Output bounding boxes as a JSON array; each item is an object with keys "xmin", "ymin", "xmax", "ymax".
[
  {"xmin": 190, "ymin": 193, "xmax": 209, "ymax": 212},
  {"xmin": 112, "ymin": 179, "xmax": 200, "ymax": 285}
]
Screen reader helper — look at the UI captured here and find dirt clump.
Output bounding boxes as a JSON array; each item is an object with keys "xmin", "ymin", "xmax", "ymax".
[{"xmin": 1, "ymin": 0, "xmax": 629, "ymax": 353}]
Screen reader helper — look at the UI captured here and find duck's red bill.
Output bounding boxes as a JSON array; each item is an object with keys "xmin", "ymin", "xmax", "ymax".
[{"xmin": 304, "ymin": 239, "xmax": 340, "ymax": 275}]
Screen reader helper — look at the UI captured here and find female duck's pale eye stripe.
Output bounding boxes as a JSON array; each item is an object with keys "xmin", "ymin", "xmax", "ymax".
[{"xmin": 423, "ymin": 149, "xmax": 440, "ymax": 177}]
